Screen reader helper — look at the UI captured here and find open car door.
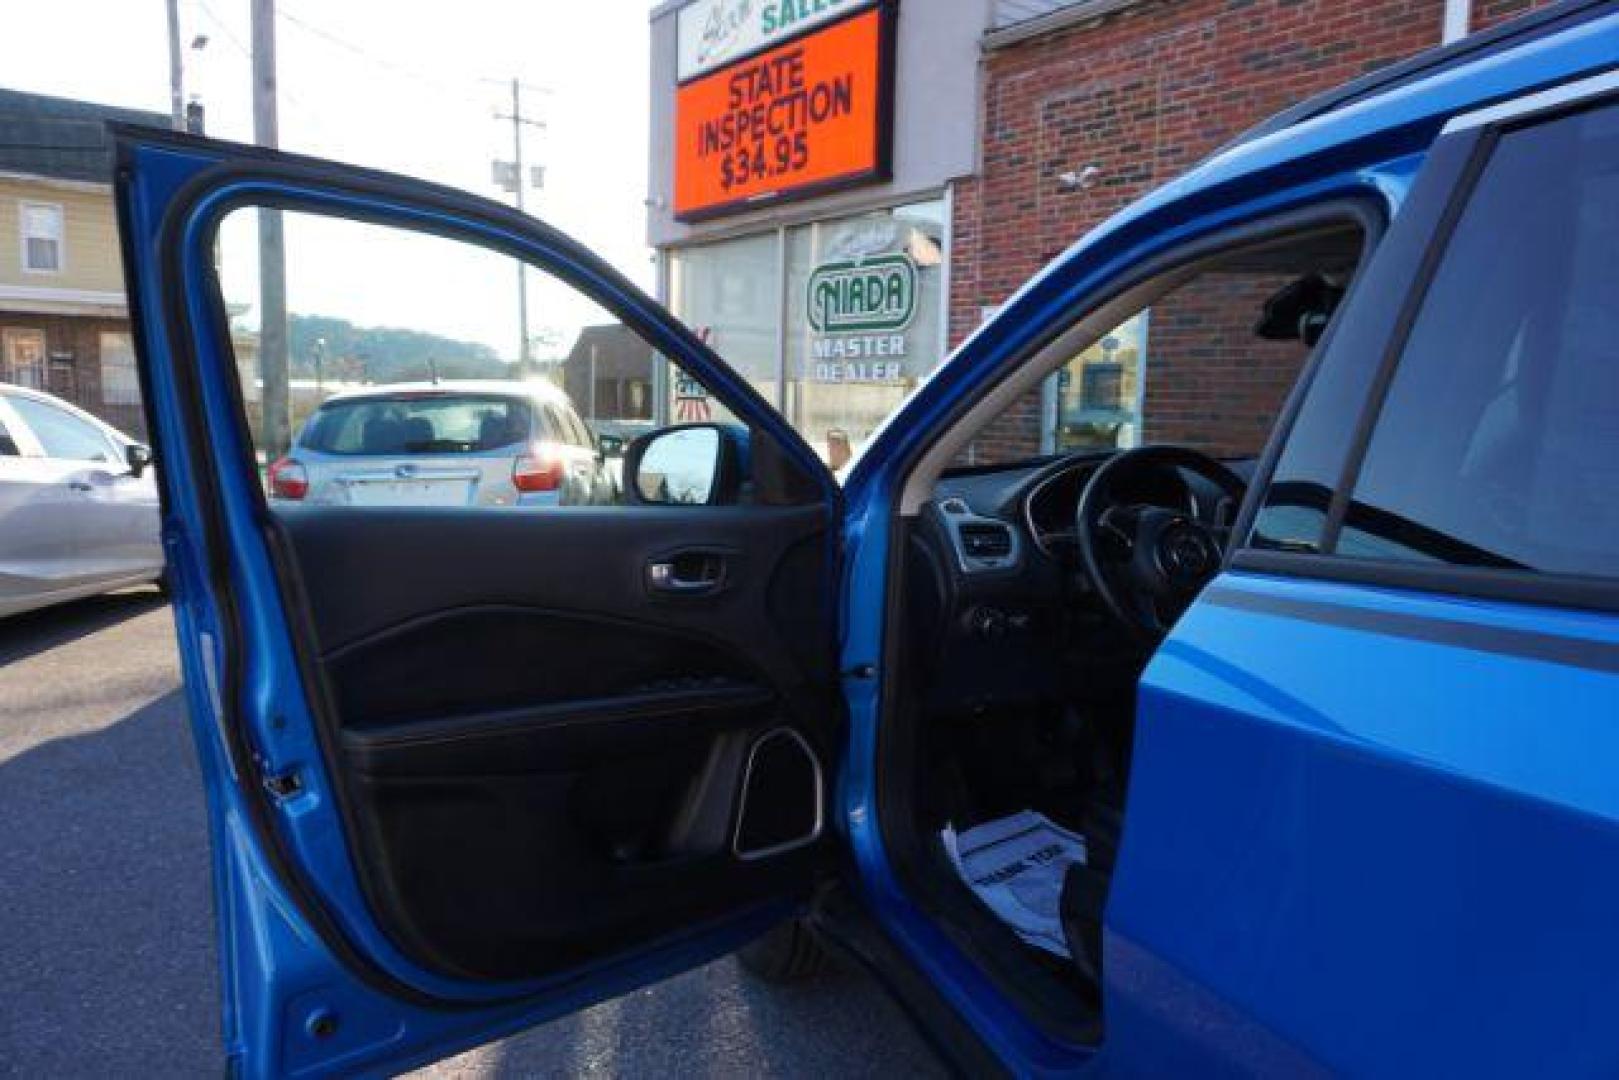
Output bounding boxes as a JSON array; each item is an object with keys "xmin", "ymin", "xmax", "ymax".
[{"xmin": 114, "ymin": 127, "xmax": 844, "ymax": 1077}]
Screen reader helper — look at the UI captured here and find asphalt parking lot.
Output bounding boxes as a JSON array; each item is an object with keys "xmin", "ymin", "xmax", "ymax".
[{"xmin": 0, "ymin": 592, "xmax": 941, "ymax": 1077}]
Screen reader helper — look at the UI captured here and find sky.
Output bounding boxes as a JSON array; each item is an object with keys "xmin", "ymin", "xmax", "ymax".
[{"xmin": 1, "ymin": 0, "xmax": 657, "ymax": 360}]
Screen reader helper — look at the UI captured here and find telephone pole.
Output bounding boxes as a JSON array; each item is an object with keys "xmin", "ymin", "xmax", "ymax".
[
  {"xmin": 494, "ymin": 79, "xmax": 545, "ymax": 378},
  {"xmin": 251, "ymin": 0, "xmax": 290, "ymax": 456}
]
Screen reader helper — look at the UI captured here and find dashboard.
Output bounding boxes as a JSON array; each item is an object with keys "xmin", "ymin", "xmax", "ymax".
[{"xmin": 904, "ymin": 450, "xmax": 1251, "ymax": 716}]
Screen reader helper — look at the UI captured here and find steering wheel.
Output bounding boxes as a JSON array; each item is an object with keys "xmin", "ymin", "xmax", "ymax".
[{"xmin": 1074, "ymin": 446, "xmax": 1246, "ymax": 645}]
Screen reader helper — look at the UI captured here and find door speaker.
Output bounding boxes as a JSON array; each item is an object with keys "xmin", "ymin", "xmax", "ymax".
[{"xmin": 732, "ymin": 728, "xmax": 823, "ymax": 859}]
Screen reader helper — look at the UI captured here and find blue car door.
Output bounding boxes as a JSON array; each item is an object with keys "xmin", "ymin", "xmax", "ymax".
[
  {"xmin": 113, "ymin": 127, "xmax": 845, "ymax": 1077},
  {"xmin": 1108, "ymin": 73, "xmax": 1619, "ymax": 1073}
]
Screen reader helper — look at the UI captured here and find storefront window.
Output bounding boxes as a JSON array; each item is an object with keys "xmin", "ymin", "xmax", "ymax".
[
  {"xmin": 668, "ymin": 232, "xmax": 781, "ymax": 413},
  {"xmin": 666, "ymin": 199, "xmax": 948, "ymax": 473},
  {"xmin": 785, "ymin": 199, "xmax": 945, "ymax": 469}
]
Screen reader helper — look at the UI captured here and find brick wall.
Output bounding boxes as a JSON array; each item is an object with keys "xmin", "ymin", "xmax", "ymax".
[
  {"xmin": 1142, "ymin": 271, "xmax": 1309, "ymax": 456},
  {"xmin": 953, "ymin": 0, "xmax": 1558, "ymax": 460}
]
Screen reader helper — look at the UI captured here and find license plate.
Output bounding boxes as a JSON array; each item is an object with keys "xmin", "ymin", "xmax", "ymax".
[{"xmin": 346, "ymin": 479, "xmax": 472, "ymax": 507}]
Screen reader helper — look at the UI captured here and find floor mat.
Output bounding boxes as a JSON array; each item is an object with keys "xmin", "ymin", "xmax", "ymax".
[{"xmin": 941, "ymin": 810, "xmax": 1088, "ymax": 958}]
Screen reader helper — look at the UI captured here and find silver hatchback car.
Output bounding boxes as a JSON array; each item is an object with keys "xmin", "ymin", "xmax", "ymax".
[
  {"xmin": 268, "ymin": 380, "xmax": 618, "ymax": 509},
  {"xmin": 0, "ymin": 385, "xmax": 162, "ymax": 617}
]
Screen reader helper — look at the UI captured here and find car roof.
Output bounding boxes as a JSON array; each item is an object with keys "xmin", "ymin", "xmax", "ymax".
[{"xmin": 313, "ymin": 379, "xmax": 571, "ymax": 407}]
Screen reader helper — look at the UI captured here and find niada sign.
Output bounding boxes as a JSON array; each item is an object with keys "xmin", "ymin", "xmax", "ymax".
[
  {"xmin": 808, "ymin": 254, "xmax": 916, "ymax": 333},
  {"xmin": 677, "ymin": 0, "xmax": 879, "ymax": 81},
  {"xmin": 806, "ymin": 253, "xmax": 918, "ymax": 382}
]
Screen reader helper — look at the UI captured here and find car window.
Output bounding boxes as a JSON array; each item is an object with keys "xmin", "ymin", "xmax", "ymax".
[
  {"xmin": 0, "ymin": 409, "xmax": 19, "ymax": 456},
  {"xmin": 1332, "ymin": 102, "xmax": 1619, "ymax": 578},
  {"xmin": 216, "ymin": 206, "xmax": 740, "ymax": 510},
  {"xmin": 8, "ymin": 395, "xmax": 118, "ymax": 462},
  {"xmin": 301, "ymin": 395, "xmax": 532, "ymax": 455},
  {"xmin": 959, "ymin": 225, "xmax": 1366, "ymax": 467}
]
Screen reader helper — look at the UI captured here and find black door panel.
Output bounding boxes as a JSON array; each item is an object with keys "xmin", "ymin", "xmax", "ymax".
[{"xmin": 271, "ymin": 504, "xmax": 836, "ymax": 982}]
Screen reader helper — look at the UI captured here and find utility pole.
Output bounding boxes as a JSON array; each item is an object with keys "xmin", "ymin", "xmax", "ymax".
[
  {"xmin": 494, "ymin": 79, "xmax": 546, "ymax": 379},
  {"xmin": 165, "ymin": 0, "xmax": 184, "ymax": 130},
  {"xmin": 251, "ymin": 0, "xmax": 291, "ymax": 458}
]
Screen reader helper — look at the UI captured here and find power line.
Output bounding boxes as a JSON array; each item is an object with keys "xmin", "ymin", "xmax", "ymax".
[{"xmin": 275, "ymin": 4, "xmax": 495, "ymax": 105}]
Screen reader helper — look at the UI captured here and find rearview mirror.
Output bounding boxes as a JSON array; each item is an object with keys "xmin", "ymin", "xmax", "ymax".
[
  {"xmin": 125, "ymin": 442, "xmax": 153, "ymax": 479},
  {"xmin": 624, "ymin": 424, "xmax": 742, "ymax": 506}
]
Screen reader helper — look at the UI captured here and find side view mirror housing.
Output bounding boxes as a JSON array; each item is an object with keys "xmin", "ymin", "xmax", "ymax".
[
  {"xmin": 125, "ymin": 442, "xmax": 154, "ymax": 479},
  {"xmin": 623, "ymin": 423, "xmax": 747, "ymax": 506}
]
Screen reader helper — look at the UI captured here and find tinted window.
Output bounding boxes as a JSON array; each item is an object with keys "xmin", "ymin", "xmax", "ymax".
[
  {"xmin": 9, "ymin": 395, "xmax": 117, "ymax": 462},
  {"xmin": 300, "ymin": 394, "xmax": 531, "ymax": 455},
  {"xmin": 0, "ymin": 410, "xmax": 18, "ymax": 456},
  {"xmin": 1342, "ymin": 104, "xmax": 1619, "ymax": 577}
]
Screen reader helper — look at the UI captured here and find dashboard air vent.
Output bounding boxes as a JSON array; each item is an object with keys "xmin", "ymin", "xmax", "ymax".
[{"xmin": 959, "ymin": 522, "xmax": 1013, "ymax": 560}]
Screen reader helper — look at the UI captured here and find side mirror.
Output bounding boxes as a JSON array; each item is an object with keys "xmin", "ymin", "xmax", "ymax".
[
  {"xmin": 623, "ymin": 424, "xmax": 744, "ymax": 506},
  {"xmin": 125, "ymin": 442, "xmax": 153, "ymax": 479}
]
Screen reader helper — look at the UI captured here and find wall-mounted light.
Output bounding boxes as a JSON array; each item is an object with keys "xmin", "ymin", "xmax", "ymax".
[{"xmin": 1057, "ymin": 164, "xmax": 1101, "ymax": 193}]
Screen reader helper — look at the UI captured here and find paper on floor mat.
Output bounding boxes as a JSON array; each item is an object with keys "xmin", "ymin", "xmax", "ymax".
[{"xmin": 941, "ymin": 810, "xmax": 1087, "ymax": 958}]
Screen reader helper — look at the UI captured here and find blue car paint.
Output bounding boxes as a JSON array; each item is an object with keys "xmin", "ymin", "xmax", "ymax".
[
  {"xmin": 1111, "ymin": 572, "xmax": 1619, "ymax": 1076},
  {"xmin": 118, "ymin": 145, "xmax": 832, "ymax": 1074},
  {"xmin": 836, "ymin": 11, "xmax": 1619, "ymax": 1073},
  {"xmin": 120, "ymin": 5, "xmax": 1619, "ymax": 1074}
]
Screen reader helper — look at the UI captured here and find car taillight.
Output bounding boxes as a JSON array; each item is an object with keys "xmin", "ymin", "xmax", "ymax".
[
  {"xmin": 513, "ymin": 445, "xmax": 565, "ymax": 492},
  {"xmin": 268, "ymin": 456, "xmax": 309, "ymax": 500}
]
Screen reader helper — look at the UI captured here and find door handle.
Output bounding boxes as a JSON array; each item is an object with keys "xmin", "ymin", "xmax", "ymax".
[{"xmin": 647, "ymin": 552, "xmax": 727, "ymax": 595}]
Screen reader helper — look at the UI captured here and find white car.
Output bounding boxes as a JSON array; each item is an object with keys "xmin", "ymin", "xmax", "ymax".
[
  {"xmin": 268, "ymin": 381, "xmax": 619, "ymax": 509},
  {"xmin": 0, "ymin": 385, "xmax": 162, "ymax": 618}
]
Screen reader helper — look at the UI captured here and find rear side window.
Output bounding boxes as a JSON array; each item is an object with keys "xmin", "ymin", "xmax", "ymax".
[
  {"xmin": 0, "ymin": 409, "xmax": 18, "ymax": 456},
  {"xmin": 1341, "ymin": 103, "xmax": 1619, "ymax": 578},
  {"xmin": 301, "ymin": 395, "xmax": 532, "ymax": 455}
]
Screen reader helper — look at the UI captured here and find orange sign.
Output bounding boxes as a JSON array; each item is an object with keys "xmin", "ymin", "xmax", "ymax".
[{"xmin": 674, "ymin": 6, "xmax": 892, "ymax": 221}]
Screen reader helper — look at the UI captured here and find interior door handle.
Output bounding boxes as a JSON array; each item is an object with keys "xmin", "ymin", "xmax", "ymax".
[{"xmin": 647, "ymin": 552, "xmax": 727, "ymax": 595}]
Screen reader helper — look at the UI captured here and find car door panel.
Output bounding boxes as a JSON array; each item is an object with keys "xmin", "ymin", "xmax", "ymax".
[
  {"xmin": 271, "ymin": 504, "xmax": 834, "ymax": 982},
  {"xmin": 1110, "ymin": 80, "xmax": 1619, "ymax": 1073},
  {"xmin": 115, "ymin": 126, "xmax": 842, "ymax": 1074}
]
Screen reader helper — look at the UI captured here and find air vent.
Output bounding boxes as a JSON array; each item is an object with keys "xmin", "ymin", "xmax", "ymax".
[{"xmin": 959, "ymin": 522, "xmax": 1013, "ymax": 559}]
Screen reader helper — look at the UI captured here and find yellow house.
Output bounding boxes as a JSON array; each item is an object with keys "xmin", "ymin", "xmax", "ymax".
[{"xmin": 0, "ymin": 88, "xmax": 169, "ymax": 438}]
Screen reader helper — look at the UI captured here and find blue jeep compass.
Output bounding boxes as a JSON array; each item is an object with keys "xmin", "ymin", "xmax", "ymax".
[{"xmin": 114, "ymin": 1, "xmax": 1619, "ymax": 1074}]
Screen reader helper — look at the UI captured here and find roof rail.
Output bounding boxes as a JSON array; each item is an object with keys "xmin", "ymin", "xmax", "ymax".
[{"xmin": 1222, "ymin": 0, "xmax": 1615, "ymax": 153}]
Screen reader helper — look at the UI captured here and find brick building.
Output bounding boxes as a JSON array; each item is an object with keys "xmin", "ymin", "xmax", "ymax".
[
  {"xmin": 955, "ymin": 0, "xmax": 1558, "ymax": 460},
  {"xmin": 645, "ymin": 0, "xmax": 1556, "ymax": 462},
  {"xmin": 0, "ymin": 88, "xmax": 169, "ymax": 440}
]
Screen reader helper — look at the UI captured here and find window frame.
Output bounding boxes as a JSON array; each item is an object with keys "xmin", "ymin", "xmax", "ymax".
[
  {"xmin": 1232, "ymin": 72, "xmax": 1619, "ymax": 614},
  {"xmin": 19, "ymin": 200, "xmax": 65, "ymax": 275},
  {"xmin": 2, "ymin": 326, "xmax": 48, "ymax": 389},
  {"xmin": 99, "ymin": 330, "xmax": 143, "ymax": 406}
]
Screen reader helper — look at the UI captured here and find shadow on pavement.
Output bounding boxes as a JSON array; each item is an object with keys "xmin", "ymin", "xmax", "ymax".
[
  {"xmin": 0, "ymin": 587, "xmax": 167, "ymax": 667},
  {"xmin": 465, "ymin": 952, "xmax": 945, "ymax": 1079},
  {"xmin": 0, "ymin": 689, "xmax": 220, "ymax": 1076}
]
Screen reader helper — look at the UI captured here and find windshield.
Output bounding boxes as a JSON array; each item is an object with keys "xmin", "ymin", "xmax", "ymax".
[{"xmin": 298, "ymin": 394, "xmax": 534, "ymax": 456}]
